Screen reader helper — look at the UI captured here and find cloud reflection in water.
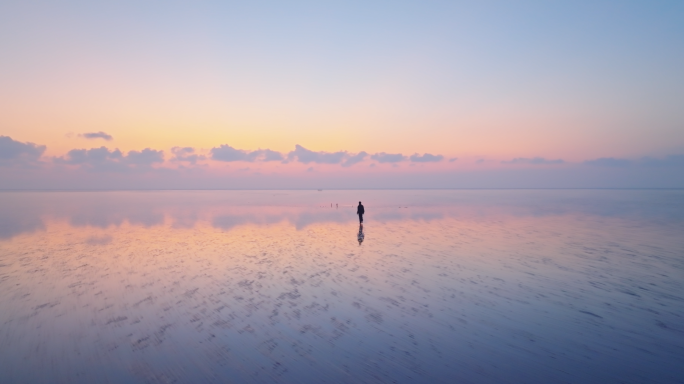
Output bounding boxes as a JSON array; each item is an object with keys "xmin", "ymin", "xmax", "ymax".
[{"xmin": 1, "ymin": 190, "xmax": 683, "ymax": 240}]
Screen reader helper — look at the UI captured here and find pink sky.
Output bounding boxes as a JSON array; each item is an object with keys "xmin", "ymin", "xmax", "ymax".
[{"xmin": 1, "ymin": 1, "xmax": 683, "ymax": 188}]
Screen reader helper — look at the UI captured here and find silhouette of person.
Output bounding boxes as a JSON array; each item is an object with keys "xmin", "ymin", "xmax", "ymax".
[
  {"xmin": 357, "ymin": 201, "xmax": 364, "ymax": 224},
  {"xmin": 357, "ymin": 224, "xmax": 365, "ymax": 245}
]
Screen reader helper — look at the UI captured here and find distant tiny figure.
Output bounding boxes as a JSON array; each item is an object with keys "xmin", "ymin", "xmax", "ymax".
[
  {"xmin": 336, "ymin": 203, "xmax": 338, "ymax": 209},
  {"xmin": 357, "ymin": 201, "xmax": 365, "ymax": 224},
  {"xmin": 357, "ymin": 224, "xmax": 365, "ymax": 245}
]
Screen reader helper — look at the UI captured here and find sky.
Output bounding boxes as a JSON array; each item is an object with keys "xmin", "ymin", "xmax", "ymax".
[{"xmin": 1, "ymin": 0, "xmax": 683, "ymax": 189}]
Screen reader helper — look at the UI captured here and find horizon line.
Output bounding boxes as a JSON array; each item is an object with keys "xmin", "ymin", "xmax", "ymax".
[{"xmin": 2, "ymin": 187, "xmax": 684, "ymax": 192}]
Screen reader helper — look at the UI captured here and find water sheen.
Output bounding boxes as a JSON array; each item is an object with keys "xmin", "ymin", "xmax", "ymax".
[{"xmin": 1, "ymin": 190, "xmax": 683, "ymax": 383}]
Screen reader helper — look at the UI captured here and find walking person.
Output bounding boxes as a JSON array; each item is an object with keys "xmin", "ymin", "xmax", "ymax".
[{"xmin": 357, "ymin": 201, "xmax": 365, "ymax": 224}]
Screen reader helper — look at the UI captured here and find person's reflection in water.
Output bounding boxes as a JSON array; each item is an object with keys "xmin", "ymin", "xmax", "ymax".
[{"xmin": 357, "ymin": 224, "xmax": 365, "ymax": 245}]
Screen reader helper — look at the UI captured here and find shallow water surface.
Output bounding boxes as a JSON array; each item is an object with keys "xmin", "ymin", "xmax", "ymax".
[{"xmin": 1, "ymin": 190, "xmax": 683, "ymax": 383}]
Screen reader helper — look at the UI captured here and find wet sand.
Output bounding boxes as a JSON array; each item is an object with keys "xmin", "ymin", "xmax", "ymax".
[{"xmin": 1, "ymin": 190, "xmax": 683, "ymax": 383}]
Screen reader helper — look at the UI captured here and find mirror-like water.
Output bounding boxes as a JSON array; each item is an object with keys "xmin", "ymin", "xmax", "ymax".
[{"xmin": 1, "ymin": 190, "xmax": 683, "ymax": 383}]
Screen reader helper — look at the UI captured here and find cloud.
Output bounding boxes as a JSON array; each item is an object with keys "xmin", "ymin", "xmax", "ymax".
[
  {"xmin": 171, "ymin": 147, "xmax": 206, "ymax": 165},
  {"xmin": 371, "ymin": 152, "xmax": 406, "ymax": 163},
  {"xmin": 211, "ymin": 145, "xmax": 282, "ymax": 162},
  {"xmin": 584, "ymin": 157, "xmax": 631, "ymax": 167},
  {"xmin": 208, "ymin": 145, "xmax": 436, "ymax": 167},
  {"xmin": 126, "ymin": 148, "xmax": 164, "ymax": 165},
  {"xmin": 287, "ymin": 145, "xmax": 369, "ymax": 166},
  {"xmin": 57, "ymin": 147, "xmax": 122, "ymax": 164},
  {"xmin": 56, "ymin": 147, "xmax": 125, "ymax": 171},
  {"xmin": 54, "ymin": 146, "xmax": 163, "ymax": 171},
  {"xmin": 262, "ymin": 149, "xmax": 284, "ymax": 162},
  {"xmin": 288, "ymin": 145, "xmax": 347, "ymax": 164},
  {"xmin": 211, "ymin": 144, "xmax": 251, "ymax": 162},
  {"xmin": 410, "ymin": 153, "xmax": 444, "ymax": 162},
  {"xmin": 81, "ymin": 131, "xmax": 113, "ymax": 141},
  {"xmin": 585, "ymin": 155, "xmax": 684, "ymax": 168},
  {"xmin": 342, "ymin": 151, "xmax": 368, "ymax": 167},
  {"xmin": 449, "ymin": 158, "xmax": 458, "ymax": 162},
  {"xmin": 502, "ymin": 157, "xmax": 564, "ymax": 165},
  {"xmin": 639, "ymin": 155, "xmax": 684, "ymax": 167},
  {"xmin": 0, "ymin": 136, "xmax": 46, "ymax": 166}
]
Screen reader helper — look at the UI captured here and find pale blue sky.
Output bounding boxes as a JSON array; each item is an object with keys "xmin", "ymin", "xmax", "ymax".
[{"xmin": 1, "ymin": 1, "xmax": 683, "ymax": 188}]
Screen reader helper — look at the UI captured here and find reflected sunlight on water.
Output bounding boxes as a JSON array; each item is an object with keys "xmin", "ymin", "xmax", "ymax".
[{"xmin": 1, "ymin": 190, "xmax": 683, "ymax": 383}]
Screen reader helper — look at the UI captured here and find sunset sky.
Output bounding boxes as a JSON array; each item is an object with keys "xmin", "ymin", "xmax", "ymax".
[{"xmin": 1, "ymin": 1, "xmax": 683, "ymax": 189}]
